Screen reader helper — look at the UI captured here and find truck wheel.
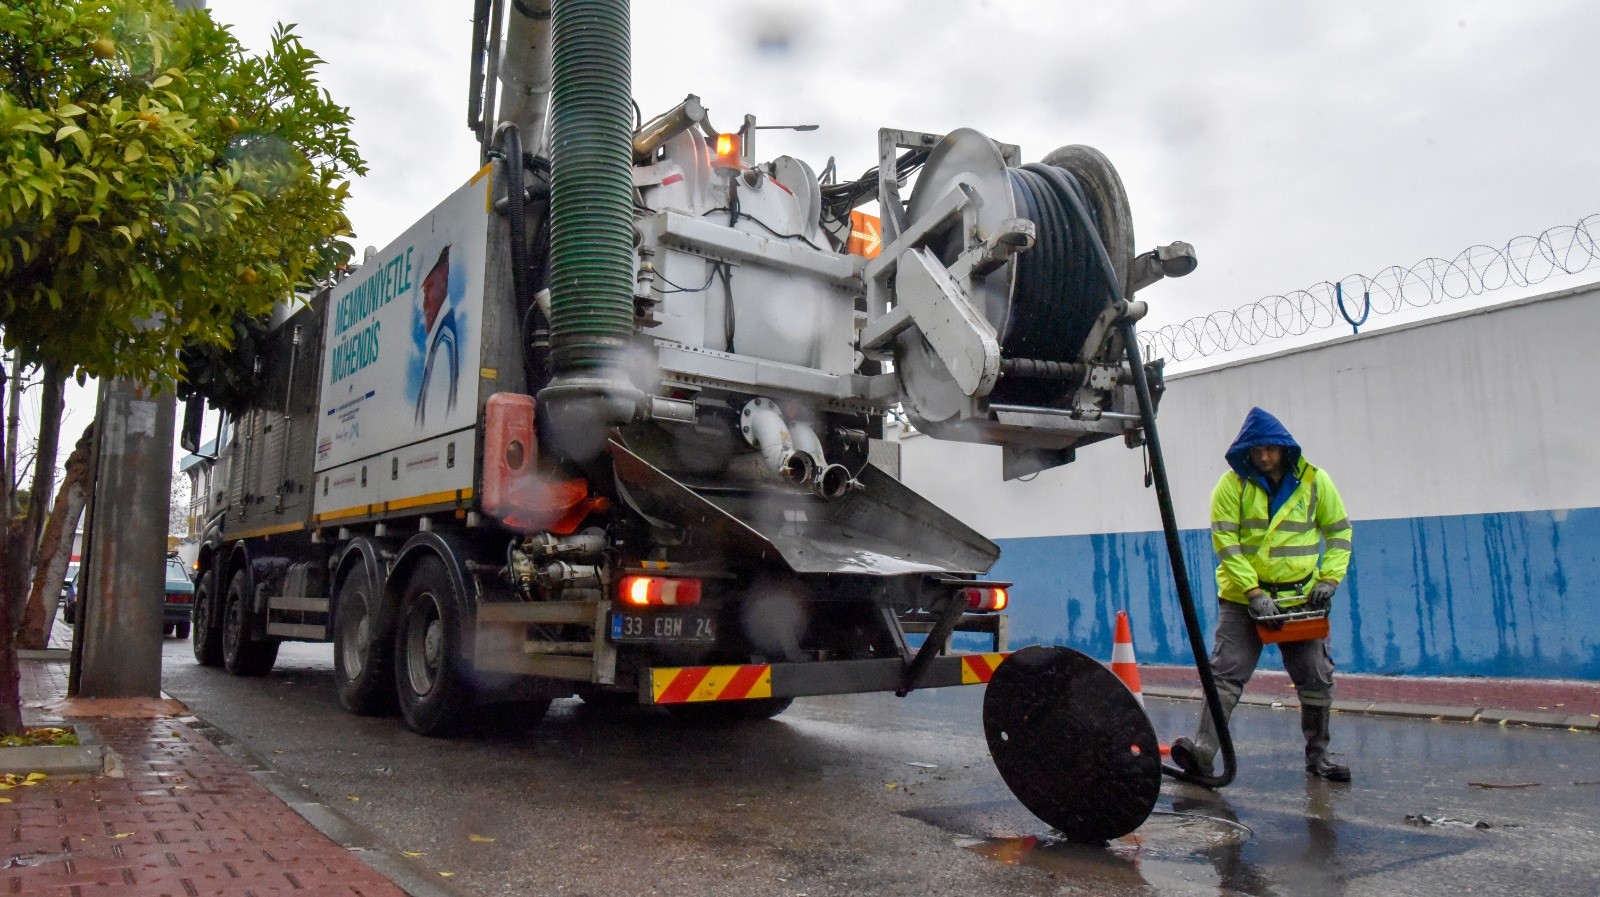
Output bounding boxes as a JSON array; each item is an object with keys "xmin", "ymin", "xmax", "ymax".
[
  {"xmin": 174, "ymin": 622, "xmax": 191, "ymax": 640},
  {"xmin": 222, "ymin": 570, "xmax": 279, "ymax": 677},
  {"xmin": 163, "ymin": 622, "xmax": 175, "ymax": 638},
  {"xmin": 192, "ymin": 570, "xmax": 225, "ymax": 666},
  {"xmin": 393, "ymin": 557, "xmax": 473, "ymax": 736},
  {"xmin": 665, "ymin": 697, "xmax": 794, "ymax": 724},
  {"xmin": 334, "ymin": 566, "xmax": 396, "ymax": 716}
]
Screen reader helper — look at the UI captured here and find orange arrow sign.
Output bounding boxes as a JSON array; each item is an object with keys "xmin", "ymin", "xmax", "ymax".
[{"xmin": 846, "ymin": 211, "xmax": 882, "ymax": 258}]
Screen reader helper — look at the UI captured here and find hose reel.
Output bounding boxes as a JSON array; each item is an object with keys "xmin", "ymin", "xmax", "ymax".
[{"xmin": 862, "ymin": 128, "xmax": 1193, "ymax": 477}]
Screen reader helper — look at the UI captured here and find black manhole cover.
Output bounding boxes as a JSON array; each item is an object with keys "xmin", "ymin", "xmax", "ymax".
[{"xmin": 984, "ymin": 645, "xmax": 1162, "ymax": 843}]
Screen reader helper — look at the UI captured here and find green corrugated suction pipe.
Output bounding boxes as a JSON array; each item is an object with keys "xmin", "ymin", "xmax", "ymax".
[{"xmin": 545, "ymin": 0, "xmax": 635, "ymax": 378}]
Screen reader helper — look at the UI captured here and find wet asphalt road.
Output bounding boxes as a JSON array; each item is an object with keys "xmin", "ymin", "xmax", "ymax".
[{"xmin": 156, "ymin": 638, "xmax": 1600, "ymax": 897}]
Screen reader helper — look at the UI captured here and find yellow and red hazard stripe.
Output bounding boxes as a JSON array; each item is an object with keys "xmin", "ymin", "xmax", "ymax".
[
  {"xmin": 960, "ymin": 652, "xmax": 1010, "ymax": 685},
  {"xmin": 651, "ymin": 664, "xmax": 773, "ymax": 704}
]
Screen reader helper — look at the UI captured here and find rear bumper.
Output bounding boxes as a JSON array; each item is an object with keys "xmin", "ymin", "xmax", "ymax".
[{"xmin": 646, "ymin": 652, "xmax": 1009, "ymax": 704}]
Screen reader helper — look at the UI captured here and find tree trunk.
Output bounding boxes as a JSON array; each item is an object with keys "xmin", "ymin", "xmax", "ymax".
[
  {"xmin": 7, "ymin": 363, "xmax": 64, "ymax": 627},
  {"xmin": 26, "ymin": 361, "xmax": 65, "ymax": 550},
  {"xmin": 18, "ymin": 425, "xmax": 93, "ymax": 650},
  {"xmin": 3, "ymin": 351, "xmax": 20, "ymax": 518},
  {"xmin": 0, "ymin": 359, "xmax": 23, "ymax": 735}
]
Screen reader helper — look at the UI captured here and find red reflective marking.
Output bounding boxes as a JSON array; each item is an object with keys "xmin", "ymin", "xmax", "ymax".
[
  {"xmin": 661, "ymin": 173, "xmax": 684, "ymax": 186},
  {"xmin": 719, "ymin": 665, "xmax": 767, "ymax": 701},
  {"xmin": 966, "ymin": 655, "xmax": 994, "ymax": 682},
  {"xmin": 659, "ymin": 667, "xmax": 711, "ymax": 704},
  {"xmin": 768, "ymin": 176, "xmax": 794, "ymax": 196}
]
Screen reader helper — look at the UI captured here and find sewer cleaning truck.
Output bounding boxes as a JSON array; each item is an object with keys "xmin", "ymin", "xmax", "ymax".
[{"xmin": 185, "ymin": 0, "xmax": 1205, "ymax": 841}]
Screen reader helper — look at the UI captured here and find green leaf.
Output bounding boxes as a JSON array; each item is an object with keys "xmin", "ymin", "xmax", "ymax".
[
  {"xmin": 151, "ymin": 75, "xmax": 172, "ymax": 89},
  {"xmin": 124, "ymin": 140, "xmax": 143, "ymax": 162},
  {"xmin": 66, "ymin": 226, "xmax": 81, "ymax": 256},
  {"xmin": 55, "ymin": 124, "xmax": 82, "ymax": 142},
  {"xmin": 57, "ymin": 103, "xmax": 87, "ymax": 118}
]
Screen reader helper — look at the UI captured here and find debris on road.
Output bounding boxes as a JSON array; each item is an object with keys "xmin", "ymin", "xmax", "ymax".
[
  {"xmin": 1406, "ymin": 814, "xmax": 1492, "ymax": 830},
  {"xmin": 1467, "ymin": 781, "xmax": 1540, "ymax": 789}
]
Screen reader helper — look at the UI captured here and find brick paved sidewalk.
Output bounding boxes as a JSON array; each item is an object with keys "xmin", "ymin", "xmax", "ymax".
[{"xmin": 7, "ymin": 658, "xmax": 414, "ymax": 897}]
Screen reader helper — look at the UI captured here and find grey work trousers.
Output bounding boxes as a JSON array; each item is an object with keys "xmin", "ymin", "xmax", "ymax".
[{"xmin": 1191, "ymin": 599, "xmax": 1336, "ymax": 765}]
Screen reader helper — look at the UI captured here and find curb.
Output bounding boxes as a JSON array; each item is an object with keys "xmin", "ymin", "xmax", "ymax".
[
  {"xmin": 179, "ymin": 715, "xmax": 470, "ymax": 897},
  {"xmin": 17, "ymin": 649, "xmax": 69, "ymax": 662},
  {"xmin": 0, "ymin": 719, "xmax": 110, "ymax": 776},
  {"xmin": 1142, "ymin": 686, "xmax": 1600, "ymax": 732}
]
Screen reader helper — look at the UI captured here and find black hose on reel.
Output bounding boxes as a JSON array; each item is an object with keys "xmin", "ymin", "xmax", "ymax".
[
  {"xmin": 1004, "ymin": 164, "xmax": 1109, "ymax": 360},
  {"xmin": 992, "ymin": 163, "xmax": 1116, "ymax": 405},
  {"xmin": 1005, "ymin": 156, "xmax": 1239, "ymax": 790}
]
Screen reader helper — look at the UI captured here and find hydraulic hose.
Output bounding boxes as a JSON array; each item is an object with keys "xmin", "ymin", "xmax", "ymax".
[
  {"xmin": 494, "ymin": 123, "xmax": 529, "ymax": 322},
  {"xmin": 546, "ymin": 0, "xmax": 635, "ymax": 375},
  {"xmin": 492, "ymin": 122, "xmax": 551, "ymax": 393},
  {"xmin": 1019, "ymin": 160, "xmax": 1238, "ymax": 789}
]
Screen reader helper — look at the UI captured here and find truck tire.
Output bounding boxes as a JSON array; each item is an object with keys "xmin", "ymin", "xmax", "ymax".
[
  {"xmin": 163, "ymin": 623, "xmax": 175, "ymax": 637},
  {"xmin": 174, "ymin": 622, "xmax": 191, "ymax": 640},
  {"xmin": 393, "ymin": 557, "xmax": 473, "ymax": 736},
  {"xmin": 665, "ymin": 697, "xmax": 794, "ymax": 724},
  {"xmin": 192, "ymin": 569, "xmax": 225, "ymax": 666},
  {"xmin": 334, "ymin": 566, "xmax": 397, "ymax": 716},
  {"xmin": 222, "ymin": 570, "xmax": 279, "ymax": 677}
]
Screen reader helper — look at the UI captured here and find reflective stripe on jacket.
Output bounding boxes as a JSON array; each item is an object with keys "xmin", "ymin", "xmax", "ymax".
[{"xmin": 1210, "ymin": 457, "xmax": 1352, "ymax": 604}]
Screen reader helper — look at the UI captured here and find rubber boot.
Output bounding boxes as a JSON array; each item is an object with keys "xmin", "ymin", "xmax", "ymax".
[
  {"xmin": 1171, "ymin": 681, "xmax": 1242, "ymax": 778},
  {"xmin": 1302, "ymin": 702, "xmax": 1351, "ymax": 782}
]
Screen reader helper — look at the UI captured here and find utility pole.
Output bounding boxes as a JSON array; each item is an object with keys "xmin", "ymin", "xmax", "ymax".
[{"xmin": 69, "ymin": 381, "xmax": 173, "ymax": 698}]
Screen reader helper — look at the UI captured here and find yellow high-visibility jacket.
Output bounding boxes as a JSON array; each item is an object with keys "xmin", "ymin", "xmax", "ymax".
[{"xmin": 1210, "ymin": 458, "xmax": 1352, "ymax": 605}]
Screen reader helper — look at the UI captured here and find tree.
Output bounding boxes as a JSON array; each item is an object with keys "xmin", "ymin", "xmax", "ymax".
[
  {"xmin": 0, "ymin": 0, "xmax": 364, "ymax": 381},
  {"xmin": 0, "ymin": 0, "xmax": 366, "ymax": 733}
]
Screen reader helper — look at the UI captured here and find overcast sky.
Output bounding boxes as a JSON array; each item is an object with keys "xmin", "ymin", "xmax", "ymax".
[
  {"xmin": 202, "ymin": 0, "xmax": 1600, "ymax": 345},
  {"xmin": 22, "ymin": 0, "xmax": 1600, "ymax": 469}
]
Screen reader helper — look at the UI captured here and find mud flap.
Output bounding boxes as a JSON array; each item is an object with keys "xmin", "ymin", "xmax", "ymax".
[{"xmin": 983, "ymin": 645, "xmax": 1161, "ymax": 843}]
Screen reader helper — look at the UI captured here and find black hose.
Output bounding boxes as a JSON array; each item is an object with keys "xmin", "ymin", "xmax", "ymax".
[
  {"xmin": 467, "ymin": 0, "xmax": 492, "ymax": 137},
  {"xmin": 493, "ymin": 123, "xmax": 549, "ymax": 394},
  {"xmin": 994, "ymin": 164, "xmax": 1116, "ymax": 407},
  {"xmin": 1024, "ymin": 159, "xmax": 1239, "ymax": 789}
]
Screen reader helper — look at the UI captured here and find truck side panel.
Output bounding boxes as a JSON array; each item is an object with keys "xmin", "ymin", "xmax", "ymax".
[
  {"xmin": 220, "ymin": 302, "xmax": 325, "ymax": 541},
  {"xmin": 312, "ymin": 170, "xmax": 494, "ymax": 523}
]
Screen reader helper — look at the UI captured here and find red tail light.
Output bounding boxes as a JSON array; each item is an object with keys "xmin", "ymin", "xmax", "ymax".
[
  {"xmin": 167, "ymin": 593, "xmax": 192, "ymax": 604},
  {"xmin": 618, "ymin": 575, "xmax": 703, "ymax": 607},
  {"xmin": 964, "ymin": 586, "xmax": 1008, "ymax": 612}
]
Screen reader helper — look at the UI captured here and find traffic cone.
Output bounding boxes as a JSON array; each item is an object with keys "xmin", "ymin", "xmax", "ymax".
[
  {"xmin": 1111, "ymin": 610, "xmax": 1145, "ymax": 708},
  {"xmin": 1111, "ymin": 610, "xmax": 1171, "ymax": 756}
]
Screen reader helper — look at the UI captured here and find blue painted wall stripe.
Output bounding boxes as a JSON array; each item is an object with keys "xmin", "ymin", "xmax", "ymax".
[{"xmin": 992, "ymin": 507, "xmax": 1600, "ymax": 681}]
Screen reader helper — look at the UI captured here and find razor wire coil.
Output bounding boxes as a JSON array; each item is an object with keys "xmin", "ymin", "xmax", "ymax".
[{"xmin": 1138, "ymin": 214, "xmax": 1600, "ymax": 362}]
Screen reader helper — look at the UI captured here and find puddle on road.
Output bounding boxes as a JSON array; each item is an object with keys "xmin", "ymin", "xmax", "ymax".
[
  {"xmin": 955, "ymin": 811, "xmax": 1250, "ymax": 886},
  {"xmin": 906, "ymin": 797, "xmax": 1484, "ymax": 895}
]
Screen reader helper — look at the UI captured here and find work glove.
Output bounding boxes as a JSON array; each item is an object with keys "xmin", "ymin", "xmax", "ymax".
[
  {"xmin": 1247, "ymin": 592, "xmax": 1283, "ymax": 629},
  {"xmin": 1307, "ymin": 580, "xmax": 1337, "ymax": 611}
]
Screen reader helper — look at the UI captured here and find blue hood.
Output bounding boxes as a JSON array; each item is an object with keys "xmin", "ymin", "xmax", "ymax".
[{"xmin": 1225, "ymin": 408, "xmax": 1303, "ymax": 514}]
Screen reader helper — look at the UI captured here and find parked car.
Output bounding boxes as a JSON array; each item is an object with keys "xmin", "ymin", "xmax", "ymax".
[
  {"xmin": 164, "ymin": 554, "xmax": 193, "ymax": 639},
  {"xmin": 59, "ymin": 562, "xmax": 79, "ymax": 616},
  {"xmin": 60, "ymin": 556, "xmax": 195, "ymax": 639},
  {"xmin": 62, "ymin": 563, "xmax": 81, "ymax": 626}
]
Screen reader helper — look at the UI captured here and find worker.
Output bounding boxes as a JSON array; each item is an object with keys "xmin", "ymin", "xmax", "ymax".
[{"xmin": 1170, "ymin": 407, "xmax": 1354, "ymax": 783}]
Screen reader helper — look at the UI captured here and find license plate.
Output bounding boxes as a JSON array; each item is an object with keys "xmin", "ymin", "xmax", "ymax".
[{"xmin": 610, "ymin": 610, "xmax": 717, "ymax": 643}]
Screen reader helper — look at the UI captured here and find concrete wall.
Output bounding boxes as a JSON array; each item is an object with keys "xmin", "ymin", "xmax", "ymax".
[{"xmin": 902, "ymin": 283, "xmax": 1600, "ymax": 680}]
